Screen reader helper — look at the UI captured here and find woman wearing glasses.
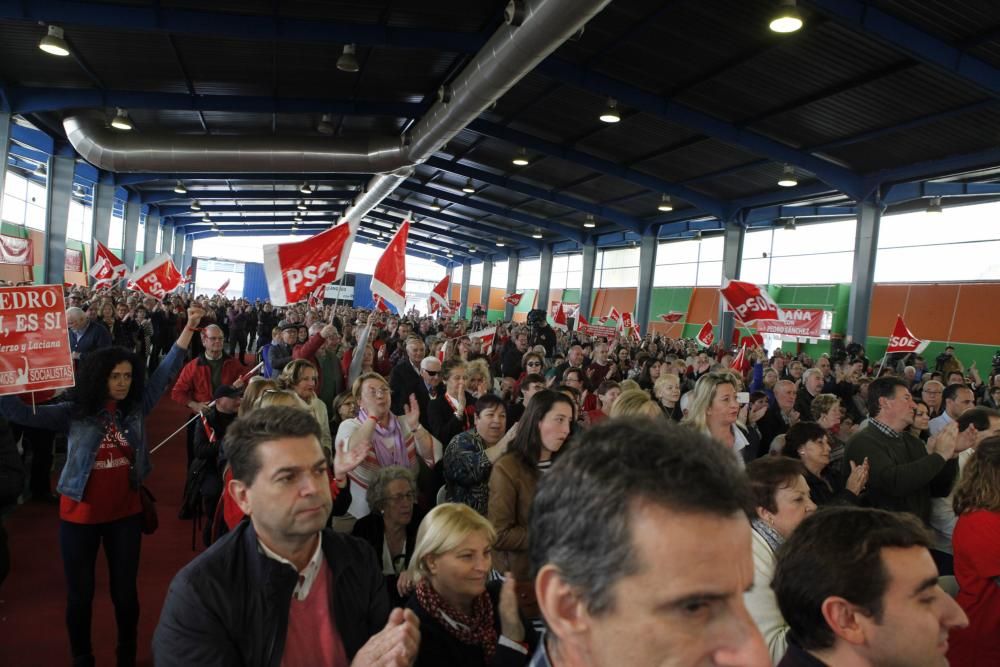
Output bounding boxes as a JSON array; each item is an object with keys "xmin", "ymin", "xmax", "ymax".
[
  {"xmin": 352, "ymin": 466, "xmax": 423, "ymax": 607},
  {"xmin": 519, "ymin": 352, "xmax": 544, "ymax": 381},
  {"xmin": 336, "ymin": 372, "xmax": 442, "ymax": 518}
]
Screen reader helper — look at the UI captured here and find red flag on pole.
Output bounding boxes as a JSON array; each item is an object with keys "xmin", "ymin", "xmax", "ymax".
[
  {"xmin": 577, "ymin": 312, "xmax": 589, "ymax": 326},
  {"xmin": 308, "ymin": 283, "xmax": 325, "ymax": 307},
  {"xmin": 552, "ymin": 304, "xmax": 568, "ymax": 331},
  {"xmin": 371, "ymin": 221, "xmax": 409, "ymax": 314},
  {"xmin": 126, "ymin": 254, "xmax": 183, "ymax": 300},
  {"xmin": 89, "ymin": 241, "xmax": 127, "ymax": 288},
  {"xmin": 182, "ymin": 265, "xmax": 193, "ymax": 284},
  {"xmin": 886, "ymin": 315, "xmax": 929, "ymax": 354},
  {"xmin": 216, "ymin": 278, "xmax": 230, "ymax": 295},
  {"xmin": 731, "ymin": 344, "xmax": 750, "ymax": 372},
  {"xmin": 469, "ymin": 327, "xmax": 497, "ymax": 354},
  {"xmin": 720, "ymin": 279, "xmax": 782, "ymax": 323},
  {"xmin": 503, "ymin": 293, "xmax": 523, "ymax": 306},
  {"xmin": 696, "ymin": 321, "xmax": 715, "ymax": 348},
  {"xmin": 606, "ymin": 306, "xmax": 621, "ymax": 323},
  {"xmin": 262, "ymin": 221, "xmax": 357, "ymax": 306},
  {"xmin": 429, "ymin": 274, "xmax": 450, "ymax": 314}
]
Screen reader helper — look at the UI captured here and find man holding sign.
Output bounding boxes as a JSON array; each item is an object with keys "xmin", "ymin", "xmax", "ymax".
[{"xmin": 0, "ymin": 304, "xmax": 205, "ymax": 667}]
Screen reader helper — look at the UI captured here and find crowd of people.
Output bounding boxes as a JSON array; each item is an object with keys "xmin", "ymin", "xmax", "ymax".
[{"xmin": 2, "ymin": 282, "xmax": 1000, "ymax": 666}]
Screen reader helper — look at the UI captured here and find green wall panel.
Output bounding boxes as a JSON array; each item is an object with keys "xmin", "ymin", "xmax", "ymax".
[
  {"xmin": 649, "ymin": 287, "xmax": 694, "ymax": 323},
  {"xmin": 514, "ymin": 289, "xmax": 537, "ymax": 314}
]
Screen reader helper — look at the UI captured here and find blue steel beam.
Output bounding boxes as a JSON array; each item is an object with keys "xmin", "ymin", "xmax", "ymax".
[
  {"xmin": 379, "ymin": 199, "xmax": 542, "ymax": 249},
  {"xmin": 9, "ymin": 122, "xmax": 54, "ymax": 155},
  {"xmin": 743, "ymin": 205, "xmax": 856, "ymax": 225},
  {"xmin": 0, "ymin": 1, "xmax": 486, "ymax": 52},
  {"xmin": 160, "ymin": 204, "xmax": 349, "ymax": 217},
  {"xmin": 534, "ymin": 59, "xmax": 864, "ymax": 199},
  {"xmin": 865, "ymin": 146, "xmax": 1000, "ymax": 192},
  {"xmin": 423, "ymin": 156, "xmax": 646, "ymax": 234},
  {"xmin": 883, "ymin": 181, "xmax": 1000, "ymax": 204},
  {"xmin": 399, "ymin": 181, "xmax": 586, "ymax": 243},
  {"xmin": 4, "ymin": 86, "xmax": 429, "ymax": 117},
  {"xmin": 114, "ymin": 173, "xmax": 369, "ymax": 186},
  {"xmin": 804, "ymin": 0, "xmax": 1000, "ymax": 99},
  {"xmin": 466, "ymin": 119, "xmax": 728, "ymax": 219},
  {"xmin": 362, "ymin": 210, "xmax": 505, "ymax": 252},
  {"xmin": 140, "ymin": 190, "xmax": 358, "ymax": 205}
]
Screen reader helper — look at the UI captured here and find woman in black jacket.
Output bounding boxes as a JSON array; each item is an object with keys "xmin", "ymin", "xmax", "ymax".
[
  {"xmin": 427, "ymin": 360, "xmax": 476, "ymax": 447},
  {"xmin": 351, "ymin": 466, "xmax": 422, "ymax": 607},
  {"xmin": 781, "ymin": 422, "xmax": 869, "ymax": 507},
  {"xmin": 406, "ymin": 503, "xmax": 534, "ymax": 667}
]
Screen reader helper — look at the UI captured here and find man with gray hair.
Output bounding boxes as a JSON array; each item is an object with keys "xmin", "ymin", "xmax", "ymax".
[
  {"xmin": 529, "ymin": 419, "xmax": 770, "ymax": 666},
  {"xmin": 66, "ymin": 306, "xmax": 111, "ymax": 368},
  {"xmin": 794, "ymin": 367, "xmax": 825, "ymax": 417}
]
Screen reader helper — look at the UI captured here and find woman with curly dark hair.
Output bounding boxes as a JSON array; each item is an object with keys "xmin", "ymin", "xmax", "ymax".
[{"xmin": 0, "ymin": 305, "xmax": 205, "ymax": 667}]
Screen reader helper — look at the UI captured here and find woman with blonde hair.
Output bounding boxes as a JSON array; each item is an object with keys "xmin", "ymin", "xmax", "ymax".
[
  {"xmin": 682, "ymin": 372, "xmax": 759, "ymax": 465},
  {"xmin": 237, "ymin": 377, "xmax": 278, "ymax": 417},
  {"xmin": 255, "ymin": 388, "xmax": 307, "ymax": 410},
  {"xmin": 278, "ymin": 358, "xmax": 333, "ymax": 452},
  {"xmin": 653, "ymin": 372, "xmax": 683, "ymax": 421},
  {"xmin": 406, "ymin": 503, "xmax": 533, "ymax": 666},
  {"xmin": 465, "ymin": 358, "xmax": 494, "ymax": 399},
  {"xmin": 947, "ymin": 436, "xmax": 1000, "ymax": 666},
  {"xmin": 609, "ymin": 388, "xmax": 662, "ymax": 419}
]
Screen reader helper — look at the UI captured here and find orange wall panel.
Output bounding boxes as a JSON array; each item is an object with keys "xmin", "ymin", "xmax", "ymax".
[
  {"xmin": 591, "ymin": 288, "xmax": 636, "ymax": 319},
  {"xmin": 869, "ymin": 284, "xmax": 961, "ymax": 341},
  {"xmin": 468, "ymin": 286, "xmax": 482, "ymax": 306},
  {"xmin": 487, "ymin": 287, "xmax": 506, "ymax": 311},
  {"xmin": 868, "ymin": 284, "xmax": 909, "ymax": 336},
  {"xmin": 940, "ymin": 284, "xmax": 1000, "ymax": 345},
  {"xmin": 686, "ymin": 287, "xmax": 719, "ymax": 324}
]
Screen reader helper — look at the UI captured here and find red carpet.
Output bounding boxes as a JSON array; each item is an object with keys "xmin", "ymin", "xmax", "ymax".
[{"xmin": 0, "ymin": 396, "xmax": 200, "ymax": 666}]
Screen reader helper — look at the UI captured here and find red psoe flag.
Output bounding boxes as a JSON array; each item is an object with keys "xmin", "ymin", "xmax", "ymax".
[
  {"xmin": 182, "ymin": 266, "xmax": 193, "ymax": 284},
  {"xmin": 503, "ymin": 293, "xmax": 523, "ymax": 306},
  {"xmin": 126, "ymin": 254, "xmax": 183, "ymax": 300},
  {"xmin": 370, "ymin": 221, "xmax": 409, "ymax": 314},
  {"xmin": 886, "ymin": 315, "xmax": 929, "ymax": 354},
  {"xmin": 731, "ymin": 344, "xmax": 750, "ymax": 372},
  {"xmin": 659, "ymin": 311, "xmax": 684, "ymax": 323},
  {"xmin": 262, "ymin": 221, "xmax": 357, "ymax": 307},
  {"xmin": 720, "ymin": 279, "xmax": 782, "ymax": 324},
  {"xmin": 429, "ymin": 274, "xmax": 450, "ymax": 314},
  {"xmin": 89, "ymin": 241, "xmax": 127, "ymax": 288},
  {"xmin": 696, "ymin": 321, "xmax": 715, "ymax": 348},
  {"xmin": 620, "ymin": 311, "xmax": 633, "ymax": 331},
  {"xmin": 307, "ymin": 283, "xmax": 325, "ymax": 307},
  {"xmin": 469, "ymin": 327, "xmax": 497, "ymax": 354},
  {"xmin": 216, "ymin": 278, "xmax": 230, "ymax": 295},
  {"xmin": 552, "ymin": 304, "xmax": 568, "ymax": 331},
  {"xmin": 606, "ymin": 306, "xmax": 621, "ymax": 323}
]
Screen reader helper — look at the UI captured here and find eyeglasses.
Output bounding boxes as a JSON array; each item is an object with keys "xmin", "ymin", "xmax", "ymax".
[
  {"xmin": 363, "ymin": 387, "xmax": 391, "ymax": 398},
  {"xmin": 423, "ymin": 369, "xmax": 439, "ymax": 376},
  {"xmin": 527, "ymin": 361, "xmax": 542, "ymax": 367},
  {"xmin": 385, "ymin": 492, "xmax": 415, "ymax": 504},
  {"xmin": 203, "ymin": 336, "xmax": 224, "ymax": 342}
]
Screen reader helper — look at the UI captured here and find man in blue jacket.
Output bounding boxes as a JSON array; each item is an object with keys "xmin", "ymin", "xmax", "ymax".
[{"xmin": 67, "ymin": 306, "xmax": 111, "ymax": 367}]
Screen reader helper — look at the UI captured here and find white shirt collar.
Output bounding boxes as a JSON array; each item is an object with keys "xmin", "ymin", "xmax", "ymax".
[{"xmin": 258, "ymin": 534, "xmax": 324, "ymax": 601}]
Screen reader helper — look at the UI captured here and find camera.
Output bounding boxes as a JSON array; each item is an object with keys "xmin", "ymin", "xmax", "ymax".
[{"xmin": 992, "ymin": 349, "xmax": 1000, "ymax": 373}]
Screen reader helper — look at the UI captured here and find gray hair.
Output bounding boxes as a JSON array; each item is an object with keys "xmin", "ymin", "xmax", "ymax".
[
  {"xmin": 530, "ymin": 419, "xmax": 752, "ymax": 617},
  {"xmin": 366, "ymin": 465, "xmax": 417, "ymax": 513},
  {"xmin": 802, "ymin": 368, "xmax": 823, "ymax": 382},
  {"xmin": 66, "ymin": 306, "xmax": 85, "ymax": 321}
]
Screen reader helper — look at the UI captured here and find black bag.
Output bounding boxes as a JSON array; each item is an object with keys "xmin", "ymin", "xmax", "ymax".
[{"xmin": 178, "ymin": 458, "xmax": 207, "ymax": 521}]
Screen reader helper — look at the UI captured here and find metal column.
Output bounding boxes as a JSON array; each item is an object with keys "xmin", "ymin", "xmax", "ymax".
[
  {"xmin": 846, "ymin": 197, "xmax": 882, "ymax": 346},
  {"xmin": 635, "ymin": 233, "xmax": 658, "ymax": 337},
  {"xmin": 172, "ymin": 226, "xmax": 184, "ymax": 266},
  {"xmin": 122, "ymin": 197, "xmax": 140, "ymax": 271},
  {"xmin": 144, "ymin": 213, "xmax": 160, "ymax": 260},
  {"xmin": 0, "ymin": 114, "xmax": 10, "ymax": 201},
  {"xmin": 480, "ymin": 257, "xmax": 493, "ymax": 320},
  {"xmin": 504, "ymin": 254, "xmax": 519, "ymax": 321},
  {"xmin": 719, "ymin": 223, "xmax": 746, "ymax": 348},
  {"xmin": 91, "ymin": 182, "xmax": 114, "ymax": 249},
  {"xmin": 182, "ymin": 235, "xmax": 194, "ymax": 282},
  {"xmin": 43, "ymin": 155, "xmax": 74, "ymax": 285},
  {"xmin": 536, "ymin": 244, "xmax": 553, "ymax": 312},
  {"xmin": 459, "ymin": 259, "xmax": 471, "ymax": 320},
  {"xmin": 579, "ymin": 240, "xmax": 597, "ymax": 322}
]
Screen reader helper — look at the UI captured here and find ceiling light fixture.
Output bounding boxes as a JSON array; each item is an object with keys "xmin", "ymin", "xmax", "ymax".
[
  {"xmin": 294, "ymin": 214, "xmax": 303, "ymax": 223},
  {"xmin": 694, "ymin": 230, "xmax": 703, "ymax": 242},
  {"xmin": 496, "ymin": 239, "xmax": 506, "ymax": 247},
  {"xmin": 512, "ymin": 148, "xmax": 530, "ymax": 166},
  {"xmin": 657, "ymin": 194, "xmax": 674, "ymax": 212},
  {"xmin": 299, "ymin": 182, "xmax": 313, "ymax": 194},
  {"xmin": 317, "ymin": 113, "xmax": 334, "ymax": 136},
  {"xmin": 190, "ymin": 200, "xmax": 201, "ymax": 211},
  {"xmin": 777, "ymin": 164, "xmax": 798, "ymax": 187},
  {"xmin": 462, "ymin": 178, "xmax": 476, "ymax": 193},
  {"xmin": 469, "ymin": 246, "xmax": 477, "ymax": 253},
  {"xmin": 202, "ymin": 214, "xmax": 212, "ymax": 223},
  {"xmin": 297, "ymin": 201, "xmax": 307, "ymax": 210},
  {"xmin": 173, "ymin": 181, "xmax": 187, "ymax": 194},
  {"xmin": 429, "ymin": 199, "xmax": 442, "ymax": 212},
  {"xmin": 110, "ymin": 108, "xmax": 133, "ymax": 131},
  {"xmin": 584, "ymin": 214, "xmax": 597, "ymax": 228},
  {"xmin": 599, "ymin": 98, "xmax": 621, "ymax": 123},
  {"xmin": 532, "ymin": 229, "xmax": 543, "ymax": 239},
  {"xmin": 337, "ymin": 43, "xmax": 360, "ymax": 73},
  {"xmin": 770, "ymin": 0, "xmax": 804, "ymax": 34},
  {"xmin": 38, "ymin": 25, "xmax": 70, "ymax": 56},
  {"xmin": 926, "ymin": 197, "xmax": 943, "ymax": 215}
]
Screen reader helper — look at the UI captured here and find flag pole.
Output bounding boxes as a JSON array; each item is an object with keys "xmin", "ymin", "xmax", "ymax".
[
  {"xmin": 150, "ymin": 405, "xmax": 213, "ymax": 455},
  {"xmin": 331, "ymin": 274, "xmax": 347, "ymax": 322}
]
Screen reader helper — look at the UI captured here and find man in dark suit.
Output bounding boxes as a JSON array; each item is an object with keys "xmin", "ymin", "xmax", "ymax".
[
  {"xmin": 67, "ymin": 306, "xmax": 112, "ymax": 367},
  {"xmin": 759, "ymin": 380, "xmax": 800, "ymax": 454},
  {"xmin": 389, "ymin": 335, "xmax": 427, "ymax": 416}
]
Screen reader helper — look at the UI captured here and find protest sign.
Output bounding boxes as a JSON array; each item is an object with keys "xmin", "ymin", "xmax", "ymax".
[{"xmin": 0, "ymin": 285, "xmax": 74, "ymax": 396}]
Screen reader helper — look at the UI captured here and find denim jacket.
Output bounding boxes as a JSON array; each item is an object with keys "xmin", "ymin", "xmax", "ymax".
[{"xmin": 0, "ymin": 343, "xmax": 187, "ymax": 501}]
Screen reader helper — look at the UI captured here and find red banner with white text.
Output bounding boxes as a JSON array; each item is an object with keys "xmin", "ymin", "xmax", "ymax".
[
  {"xmin": 262, "ymin": 222, "xmax": 356, "ymax": 307},
  {"xmin": 755, "ymin": 308, "xmax": 824, "ymax": 338},
  {"xmin": 0, "ymin": 285, "xmax": 75, "ymax": 396}
]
